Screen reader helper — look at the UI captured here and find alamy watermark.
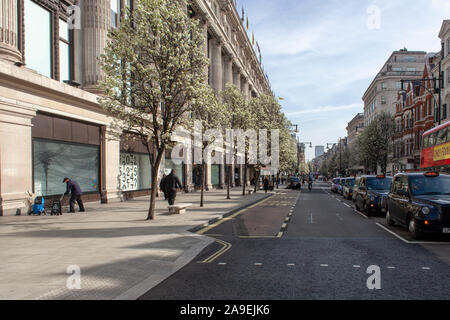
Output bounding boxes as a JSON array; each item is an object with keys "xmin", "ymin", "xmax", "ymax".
[
  {"xmin": 66, "ymin": 265, "xmax": 81, "ymax": 290},
  {"xmin": 367, "ymin": 4, "xmax": 381, "ymax": 30}
]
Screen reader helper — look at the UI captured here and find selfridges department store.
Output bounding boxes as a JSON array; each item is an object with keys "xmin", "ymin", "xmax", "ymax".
[{"xmin": 0, "ymin": 0, "xmax": 271, "ymax": 215}]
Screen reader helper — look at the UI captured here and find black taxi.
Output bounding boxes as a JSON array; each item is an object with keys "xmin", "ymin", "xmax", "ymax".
[
  {"xmin": 385, "ymin": 172, "xmax": 450, "ymax": 239},
  {"xmin": 354, "ymin": 175, "xmax": 393, "ymax": 216}
]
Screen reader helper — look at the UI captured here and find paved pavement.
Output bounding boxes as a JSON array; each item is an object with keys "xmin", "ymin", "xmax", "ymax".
[
  {"xmin": 140, "ymin": 183, "xmax": 450, "ymax": 300},
  {"xmin": 0, "ymin": 187, "xmax": 273, "ymax": 300}
]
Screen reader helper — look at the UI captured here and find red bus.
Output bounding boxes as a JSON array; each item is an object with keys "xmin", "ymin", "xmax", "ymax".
[{"xmin": 421, "ymin": 120, "xmax": 450, "ymax": 172}]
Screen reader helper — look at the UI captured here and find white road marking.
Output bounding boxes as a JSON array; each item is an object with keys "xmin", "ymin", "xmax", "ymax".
[
  {"xmin": 422, "ymin": 267, "xmax": 431, "ymax": 270},
  {"xmin": 336, "ymin": 213, "xmax": 344, "ymax": 221},
  {"xmin": 320, "ymin": 264, "xmax": 329, "ymax": 267},
  {"xmin": 343, "ymin": 203, "xmax": 351, "ymax": 208},
  {"xmin": 254, "ymin": 263, "xmax": 263, "ymax": 266},
  {"xmin": 353, "ymin": 265, "xmax": 361, "ymax": 268},
  {"xmin": 310, "ymin": 212, "xmax": 314, "ymax": 224},
  {"xmin": 387, "ymin": 266, "xmax": 396, "ymax": 269},
  {"xmin": 354, "ymin": 209, "xmax": 369, "ymax": 219},
  {"xmin": 287, "ymin": 264, "xmax": 295, "ymax": 267},
  {"xmin": 218, "ymin": 262, "xmax": 227, "ymax": 265},
  {"xmin": 375, "ymin": 223, "xmax": 410, "ymax": 243}
]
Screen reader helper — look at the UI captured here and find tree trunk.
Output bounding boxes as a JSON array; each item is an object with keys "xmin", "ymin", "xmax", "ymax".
[
  {"xmin": 242, "ymin": 158, "xmax": 247, "ymax": 196},
  {"xmin": 227, "ymin": 165, "xmax": 231, "ymax": 199},
  {"xmin": 147, "ymin": 150, "xmax": 164, "ymax": 220},
  {"xmin": 200, "ymin": 162, "xmax": 205, "ymax": 207},
  {"xmin": 254, "ymin": 169, "xmax": 261, "ymax": 193}
]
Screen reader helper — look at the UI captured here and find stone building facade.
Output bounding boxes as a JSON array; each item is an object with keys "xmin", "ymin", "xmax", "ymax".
[
  {"xmin": 362, "ymin": 50, "xmax": 427, "ymax": 127},
  {"xmin": 0, "ymin": 0, "xmax": 271, "ymax": 215}
]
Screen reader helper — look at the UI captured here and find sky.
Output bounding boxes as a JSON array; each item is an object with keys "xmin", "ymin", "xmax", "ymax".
[{"xmin": 238, "ymin": 0, "xmax": 450, "ymax": 161}]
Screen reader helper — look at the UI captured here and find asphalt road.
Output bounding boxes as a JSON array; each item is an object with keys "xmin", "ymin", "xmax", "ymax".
[{"xmin": 140, "ymin": 182, "xmax": 450, "ymax": 300}]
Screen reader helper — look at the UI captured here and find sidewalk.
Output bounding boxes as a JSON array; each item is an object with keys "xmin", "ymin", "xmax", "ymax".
[{"xmin": 0, "ymin": 188, "xmax": 273, "ymax": 300}]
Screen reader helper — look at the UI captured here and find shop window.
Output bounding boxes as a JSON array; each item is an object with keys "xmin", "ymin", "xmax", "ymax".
[
  {"xmin": 119, "ymin": 152, "xmax": 152, "ymax": 191},
  {"xmin": 59, "ymin": 19, "xmax": 71, "ymax": 82},
  {"xmin": 33, "ymin": 139, "xmax": 99, "ymax": 196}
]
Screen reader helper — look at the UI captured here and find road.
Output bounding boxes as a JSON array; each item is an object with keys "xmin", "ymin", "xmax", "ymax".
[{"xmin": 140, "ymin": 182, "xmax": 450, "ymax": 300}]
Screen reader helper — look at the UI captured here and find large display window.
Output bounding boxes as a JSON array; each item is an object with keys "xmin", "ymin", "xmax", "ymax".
[
  {"xmin": 119, "ymin": 152, "xmax": 152, "ymax": 191},
  {"xmin": 33, "ymin": 139, "xmax": 99, "ymax": 196}
]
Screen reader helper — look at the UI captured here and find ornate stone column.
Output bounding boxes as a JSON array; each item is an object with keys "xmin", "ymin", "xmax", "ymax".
[
  {"xmin": 233, "ymin": 66, "xmax": 241, "ymax": 89},
  {"xmin": 0, "ymin": 97, "xmax": 36, "ymax": 216},
  {"xmin": 223, "ymin": 55, "xmax": 233, "ymax": 87},
  {"xmin": 210, "ymin": 38, "xmax": 223, "ymax": 95},
  {"xmin": 82, "ymin": 0, "xmax": 110, "ymax": 94},
  {"xmin": 241, "ymin": 77, "xmax": 249, "ymax": 100},
  {"xmin": 0, "ymin": 0, "xmax": 21, "ymax": 63}
]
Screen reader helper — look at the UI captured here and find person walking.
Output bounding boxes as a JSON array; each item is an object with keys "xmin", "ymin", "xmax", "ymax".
[
  {"xmin": 159, "ymin": 174, "xmax": 167, "ymax": 200},
  {"xmin": 63, "ymin": 177, "xmax": 85, "ymax": 213},
  {"xmin": 164, "ymin": 169, "xmax": 183, "ymax": 206},
  {"xmin": 263, "ymin": 177, "xmax": 270, "ymax": 193}
]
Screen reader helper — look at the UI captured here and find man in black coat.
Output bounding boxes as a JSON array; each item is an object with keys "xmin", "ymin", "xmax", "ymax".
[
  {"xmin": 164, "ymin": 169, "xmax": 183, "ymax": 206},
  {"xmin": 159, "ymin": 174, "xmax": 167, "ymax": 200},
  {"xmin": 63, "ymin": 177, "xmax": 85, "ymax": 213}
]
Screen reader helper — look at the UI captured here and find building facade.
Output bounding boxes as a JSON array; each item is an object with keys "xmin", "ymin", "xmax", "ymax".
[
  {"xmin": 438, "ymin": 20, "xmax": 450, "ymax": 124},
  {"xmin": 314, "ymin": 146, "xmax": 324, "ymax": 159},
  {"xmin": 346, "ymin": 113, "xmax": 364, "ymax": 146},
  {"xmin": 362, "ymin": 49, "xmax": 427, "ymax": 127},
  {"xmin": 0, "ymin": 0, "xmax": 272, "ymax": 215},
  {"xmin": 392, "ymin": 54, "xmax": 438, "ymax": 173}
]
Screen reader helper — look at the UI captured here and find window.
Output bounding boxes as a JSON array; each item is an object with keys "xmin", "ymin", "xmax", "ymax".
[
  {"xmin": 396, "ymin": 82, "xmax": 402, "ymax": 89},
  {"xmin": 59, "ymin": 19, "xmax": 71, "ymax": 82},
  {"xmin": 24, "ymin": 0, "xmax": 52, "ymax": 78},
  {"xmin": 448, "ymin": 67, "xmax": 450, "ymax": 84},
  {"xmin": 437, "ymin": 129, "xmax": 448, "ymax": 145},
  {"xmin": 119, "ymin": 152, "xmax": 152, "ymax": 191},
  {"xmin": 33, "ymin": 139, "xmax": 99, "ymax": 196},
  {"xmin": 402, "ymin": 56, "xmax": 417, "ymax": 62},
  {"xmin": 407, "ymin": 68, "xmax": 416, "ymax": 72},
  {"xmin": 381, "ymin": 82, "xmax": 387, "ymax": 90},
  {"xmin": 381, "ymin": 96, "xmax": 386, "ymax": 105},
  {"xmin": 392, "ymin": 67, "xmax": 402, "ymax": 72},
  {"xmin": 443, "ymin": 104, "xmax": 448, "ymax": 120},
  {"xmin": 111, "ymin": 0, "xmax": 120, "ymax": 28}
]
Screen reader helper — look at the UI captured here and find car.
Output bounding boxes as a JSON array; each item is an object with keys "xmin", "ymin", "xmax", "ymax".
[
  {"xmin": 385, "ymin": 172, "xmax": 450, "ymax": 239},
  {"xmin": 337, "ymin": 178, "xmax": 345, "ymax": 195},
  {"xmin": 287, "ymin": 177, "xmax": 301, "ymax": 190},
  {"xmin": 352, "ymin": 177, "xmax": 361, "ymax": 202},
  {"xmin": 354, "ymin": 175, "xmax": 393, "ymax": 216},
  {"xmin": 342, "ymin": 177, "xmax": 355, "ymax": 200},
  {"xmin": 331, "ymin": 178, "xmax": 341, "ymax": 193}
]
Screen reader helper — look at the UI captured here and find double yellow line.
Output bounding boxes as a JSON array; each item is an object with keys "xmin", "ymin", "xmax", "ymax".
[
  {"xmin": 196, "ymin": 194, "xmax": 275, "ymax": 264},
  {"xmin": 197, "ymin": 239, "xmax": 232, "ymax": 264}
]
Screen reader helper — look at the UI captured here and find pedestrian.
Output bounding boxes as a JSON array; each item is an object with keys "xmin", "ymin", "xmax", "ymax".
[
  {"xmin": 63, "ymin": 177, "xmax": 85, "ymax": 213},
  {"xmin": 164, "ymin": 169, "xmax": 183, "ymax": 206},
  {"xmin": 160, "ymin": 174, "xmax": 167, "ymax": 200},
  {"xmin": 263, "ymin": 177, "xmax": 269, "ymax": 193}
]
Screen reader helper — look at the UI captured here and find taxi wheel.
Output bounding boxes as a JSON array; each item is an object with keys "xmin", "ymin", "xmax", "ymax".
[
  {"xmin": 408, "ymin": 218, "xmax": 422, "ymax": 240},
  {"xmin": 386, "ymin": 210, "xmax": 395, "ymax": 226},
  {"xmin": 363, "ymin": 202, "xmax": 371, "ymax": 216}
]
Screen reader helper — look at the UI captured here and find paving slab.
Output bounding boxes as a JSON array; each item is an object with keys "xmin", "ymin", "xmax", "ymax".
[{"xmin": 0, "ymin": 187, "xmax": 274, "ymax": 300}]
